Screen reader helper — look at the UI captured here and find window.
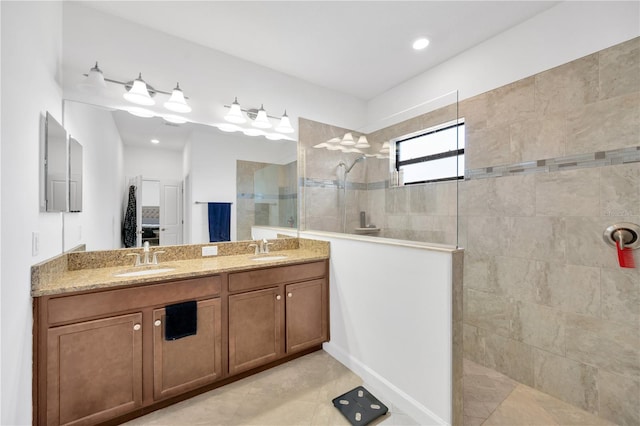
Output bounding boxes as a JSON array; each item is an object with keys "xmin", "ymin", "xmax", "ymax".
[{"xmin": 394, "ymin": 119, "xmax": 465, "ymax": 185}]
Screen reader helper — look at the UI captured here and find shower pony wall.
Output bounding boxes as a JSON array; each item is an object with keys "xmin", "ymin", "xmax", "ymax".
[{"xmin": 300, "ymin": 37, "xmax": 639, "ymax": 426}]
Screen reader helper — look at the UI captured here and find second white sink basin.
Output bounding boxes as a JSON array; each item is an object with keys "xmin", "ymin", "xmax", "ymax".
[
  {"xmin": 114, "ymin": 267, "xmax": 175, "ymax": 278},
  {"xmin": 250, "ymin": 255, "xmax": 288, "ymax": 261}
]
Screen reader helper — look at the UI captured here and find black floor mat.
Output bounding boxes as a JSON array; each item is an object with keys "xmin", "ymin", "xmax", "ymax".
[{"xmin": 332, "ymin": 386, "xmax": 389, "ymax": 425}]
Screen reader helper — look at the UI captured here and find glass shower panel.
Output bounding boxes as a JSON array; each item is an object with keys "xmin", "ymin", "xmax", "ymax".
[{"xmin": 299, "ymin": 90, "xmax": 460, "ymax": 247}]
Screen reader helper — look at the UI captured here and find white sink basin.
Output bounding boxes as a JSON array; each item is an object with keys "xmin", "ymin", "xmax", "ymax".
[
  {"xmin": 114, "ymin": 267, "xmax": 175, "ymax": 278},
  {"xmin": 250, "ymin": 255, "xmax": 288, "ymax": 261}
]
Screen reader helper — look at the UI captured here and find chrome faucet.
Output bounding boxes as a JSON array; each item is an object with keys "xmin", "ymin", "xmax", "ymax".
[
  {"xmin": 126, "ymin": 242, "xmax": 165, "ymax": 266},
  {"xmin": 248, "ymin": 239, "xmax": 274, "ymax": 255}
]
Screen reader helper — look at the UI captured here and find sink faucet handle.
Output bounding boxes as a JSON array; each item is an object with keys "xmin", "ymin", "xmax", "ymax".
[
  {"xmin": 248, "ymin": 243, "xmax": 259, "ymax": 255},
  {"xmin": 151, "ymin": 251, "xmax": 165, "ymax": 265},
  {"xmin": 264, "ymin": 242, "xmax": 274, "ymax": 253},
  {"xmin": 126, "ymin": 253, "xmax": 142, "ymax": 266},
  {"xmin": 143, "ymin": 241, "xmax": 150, "ymax": 252}
]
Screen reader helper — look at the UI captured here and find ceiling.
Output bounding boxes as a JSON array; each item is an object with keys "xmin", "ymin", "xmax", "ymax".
[{"xmin": 80, "ymin": 1, "xmax": 560, "ymax": 101}]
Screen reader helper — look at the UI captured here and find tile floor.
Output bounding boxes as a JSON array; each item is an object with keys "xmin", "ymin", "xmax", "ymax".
[
  {"xmin": 463, "ymin": 359, "xmax": 615, "ymax": 426},
  {"xmin": 124, "ymin": 350, "xmax": 417, "ymax": 426},
  {"xmin": 124, "ymin": 352, "xmax": 615, "ymax": 425}
]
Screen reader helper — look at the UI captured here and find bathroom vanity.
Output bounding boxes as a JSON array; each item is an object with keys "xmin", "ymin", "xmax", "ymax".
[{"xmin": 31, "ymin": 239, "xmax": 329, "ymax": 425}]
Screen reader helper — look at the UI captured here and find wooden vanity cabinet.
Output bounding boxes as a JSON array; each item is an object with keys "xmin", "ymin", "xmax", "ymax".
[
  {"xmin": 152, "ymin": 298, "xmax": 222, "ymax": 400},
  {"xmin": 35, "ymin": 259, "xmax": 328, "ymax": 426},
  {"xmin": 228, "ymin": 287, "xmax": 283, "ymax": 375},
  {"xmin": 35, "ymin": 275, "xmax": 222, "ymax": 426},
  {"xmin": 228, "ymin": 261, "xmax": 329, "ymax": 375},
  {"xmin": 46, "ymin": 313, "xmax": 143, "ymax": 426}
]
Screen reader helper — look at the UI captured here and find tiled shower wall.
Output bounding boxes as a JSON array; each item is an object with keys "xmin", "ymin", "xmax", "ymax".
[
  {"xmin": 460, "ymin": 37, "xmax": 639, "ymax": 426},
  {"xmin": 236, "ymin": 160, "xmax": 297, "ymax": 241},
  {"xmin": 300, "ymin": 37, "xmax": 639, "ymax": 425}
]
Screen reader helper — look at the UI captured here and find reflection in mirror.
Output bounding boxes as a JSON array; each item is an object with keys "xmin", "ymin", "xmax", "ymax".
[
  {"xmin": 63, "ymin": 100, "xmax": 298, "ymax": 251},
  {"xmin": 236, "ymin": 161, "xmax": 297, "ymax": 241},
  {"xmin": 69, "ymin": 137, "xmax": 83, "ymax": 212},
  {"xmin": 45, "ymin": 112, "xmax": 68, "ymax": 212}
]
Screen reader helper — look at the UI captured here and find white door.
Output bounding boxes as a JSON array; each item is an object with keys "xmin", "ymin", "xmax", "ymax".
[{"xmin": 159, "ymin": 180, "xmax": 182, "ymax": 246}]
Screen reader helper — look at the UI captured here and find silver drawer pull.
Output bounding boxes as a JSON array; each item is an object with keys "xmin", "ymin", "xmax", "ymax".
[
  {"xmin": 276, "ymin": 295, "xmax": 281, "ymax": 300},
  {"xmin": 287, "ymin": 292, "xmax": 292, "ymax": 298},
  {"xmin": 133, "ymin": 324, "xmax": 141, "ymax": 331},
  {"xmin": 154, "ymin": 320, "xmax": 161, "ymax": 327}
]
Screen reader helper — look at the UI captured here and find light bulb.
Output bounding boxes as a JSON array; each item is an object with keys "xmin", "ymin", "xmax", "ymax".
[
  {"xmin": 224, "ymin": 97, "xmax": 246, "ymax": 124},
  {"xmin": 275, "ymin": 110, "xmax": 294, "ymax": 133},
  {"xmin": 78, "ymin": 62, "xmax": 106, "ymax": 92},
  {"xmin": 251, "ymin": 104, "xmax": 272, "ymax": 129},
  {"xmin": 164, "ymin": 83, "xmax": 191, "ymax": 113},
  {"xmin": 123, "ymin": 73, "xmax": 155, "ymax": 106}
]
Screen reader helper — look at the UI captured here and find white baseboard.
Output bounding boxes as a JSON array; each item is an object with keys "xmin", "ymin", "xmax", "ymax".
[{"xmin": 323, "ymin": 342, "xmax": 450, "ymax": 426}]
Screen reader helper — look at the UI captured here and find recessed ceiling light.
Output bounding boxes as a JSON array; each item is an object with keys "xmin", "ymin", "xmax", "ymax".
[
  {"xmin": 150, "ymin": 139, "xmax": 160, "ymax": 144},
  {"xmin": 412, "ymin": 37, "xmax": 430, "ymax": 50}
]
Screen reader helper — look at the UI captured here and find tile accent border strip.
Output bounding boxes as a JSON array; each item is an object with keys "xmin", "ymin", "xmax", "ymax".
[{"xmin": 466, "ymin": 146, "xmax": 640, "ymax": 180}]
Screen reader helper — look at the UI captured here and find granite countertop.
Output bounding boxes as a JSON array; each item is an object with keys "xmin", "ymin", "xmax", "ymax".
[{"xmin": 32, "ymin": 239, "xmax": 329, "ymax": 297}]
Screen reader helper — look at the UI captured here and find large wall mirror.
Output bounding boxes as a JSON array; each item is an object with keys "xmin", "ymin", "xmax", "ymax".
[{"xmin": 63, "ymin": 100, "xmax": 297, "ymax": 251}]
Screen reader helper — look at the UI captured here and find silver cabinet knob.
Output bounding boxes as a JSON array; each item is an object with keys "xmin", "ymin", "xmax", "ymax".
[
  {"xmin": 154, "ymin": 320, "xmax": 161, "ymax": 327},
  {"xmin": 133, "ymin": 324, "xmax": 141, "ymax": 331},
  {"xmin": 276, "ymin": 295, "xmax": 281, "ymax": 300},
  {"xmin": 287, "ymin": 292, "xmax": 293, "ymax": 298}
]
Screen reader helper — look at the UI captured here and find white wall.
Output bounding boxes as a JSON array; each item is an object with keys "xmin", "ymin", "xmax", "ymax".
[
  {"xmin": 299, "ymin": 231, "xmax": 455, "ymax": 425},
  {"xmin": 61, "ymin": 2, "xmax": 368, "ymax": 138},
  {"xmin": 63, "ymin": 101, "xmax": 125, "ymax": 251},
  {"xmin": 188, "ymin": 130, "xmax": 296, "ymax": 243},
  {"xmin": 124, "ymin": 145, "xmax": 183, "ymax": 182},
  {"xmin": 0, "ymin": 2, "xmax": 63, "ymax": 424},
  {"xmin": 366, "ymin": 1, "xmax": 640, "ymax": 129}
]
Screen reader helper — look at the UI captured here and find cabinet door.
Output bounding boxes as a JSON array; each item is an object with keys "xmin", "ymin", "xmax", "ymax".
[
  {"xmin": 229, "ymin": 287, "xmax": 283, "ymax": 375},
  {"xmin": 47, "ymin": 313, "xmax": 143, "ymax": 426},
  {"xmin": 152, "ymin": 298, "xmax": 222, "ymax": 400},
  {"xmin": 286, "ymin": 279, "xmax": 328, "ymax": 353}
]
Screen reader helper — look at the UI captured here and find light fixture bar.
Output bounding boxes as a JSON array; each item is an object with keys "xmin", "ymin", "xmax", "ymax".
[
  {"xmin": 81, "ymin": 73, "xmax": 189, "ymax": 98},
  {"xmin": 222, "ymin": 103, "xmax": 283, "ymax": 120}
]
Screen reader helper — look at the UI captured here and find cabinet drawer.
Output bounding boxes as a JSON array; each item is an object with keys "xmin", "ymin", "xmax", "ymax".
[
  {"xmin": 48, "ymin": 275, "xmax": 221, "ymax": 326},
  {"xmin": 228, "ymin": 261, "xmax": 326, "ymax": 293}
]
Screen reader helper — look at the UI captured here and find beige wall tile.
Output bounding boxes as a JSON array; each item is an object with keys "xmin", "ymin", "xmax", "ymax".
[
  {"xmin": 466, "ymin": 124, "xmax": 511, "ymax": 169},
  {"xmin": 486, "ymin": 77, "xmax": 536, "ymax": 128},
  {"xmin": 459, "ymin": 179, "xmax": 491, "ymax": 217},
  {"xmin": 598, "ymin": 370, "xmax": 640, "ymax": 426},
  {"xmin": 385, "ymin": 186, "xmax": 410, "ymax": 214},
  {"xmin": 509, "ymin": 115, "xmax": 566, "ymax": 163},
  {"xmin": 463, "ymin": 250, "xmax": 494, "ymax": 294},
  {"xmin": 565, "ymin": 216, "xmax": 640, "ymax": 269},
  {"xmin": 485, "ymin": 333, "xmax": 534, "ymax": 386},
  {"xmin": 599, "ymin": 37, "xmax": 640, "ymax": 101},
  {"xmin": 464, "ymin": 289, "xmax": 513, "ymax": 338},
  {"xmin": 467, "ymin": 216, "xmax": 510, "ymax": 256},
  {"xmin": 459, "ymin": 93, "xmax": 488, "ymax": 133},
  {"xmin": 534, "ymin": 54, "xmax": 599, "ymax": 115},
  {"xmin": 511, "ymin": 302, "xmax": 565, "ymax": 356},
  {"xmin": 535, "ymin": 168, "xmax": 600, "ymax": 217},
  {"xmin": 565, "ymin": 313, "xmax": 640, "ymax": 378},
  {"xmin": 493, "ymin": 256, "xmax": 538, "ymax": 303},
  {"xmin": 463, "ymin": 324, "xmax": 486, "ymax": 365},
  {"xmin": 535, "ymin": 262, "xmax": 601, "ymax": 317},
  {"xmin": 566, "ymin": 92, "xmax": 640, "ymax": 155},
  {"xmin": 600, "ymin": 162, "xmax": 640, "ymax": 217},
  {"xmin": 533, "ymin": 348, "xmax": 599, "ymax": 413},
  {"xmin": 507, "ymin": 216, "xmax": 566, "ymax": 262},
  {"xmin": 601, "ymin": 267, "xmax": 640, "ymax": 327},
  {"xmin": 492, "ymin": 174, "xmax": 536, "ymax": 217}
]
